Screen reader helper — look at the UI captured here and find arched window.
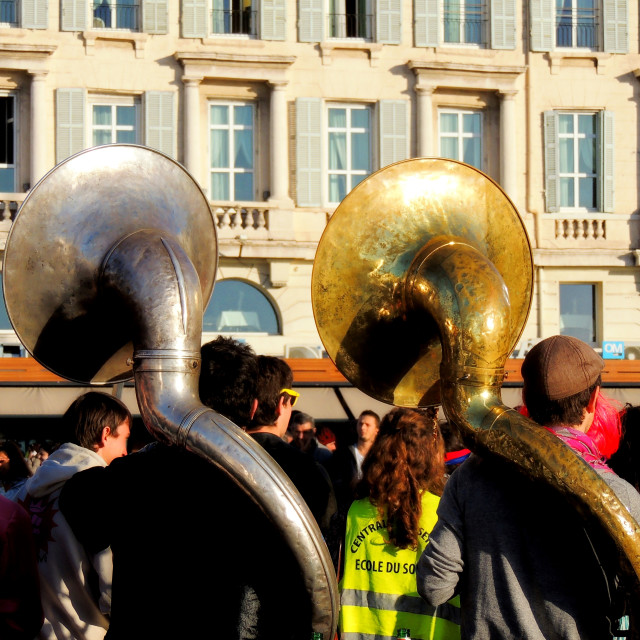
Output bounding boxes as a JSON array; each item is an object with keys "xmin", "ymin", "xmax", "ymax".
[{"xmin": 203, "ymin": 279, "xmax": 280, "ymax": 334}]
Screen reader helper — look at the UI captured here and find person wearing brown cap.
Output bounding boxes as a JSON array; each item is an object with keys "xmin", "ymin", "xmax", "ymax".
[{"xmin": 417, "ymin": 334, "xmax": 640, "ymax": 639}]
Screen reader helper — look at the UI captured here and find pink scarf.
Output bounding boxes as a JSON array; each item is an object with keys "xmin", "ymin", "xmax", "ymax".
[{"xmin": 546, "ymin": 425, "xmax": 612, "ymax": 473}]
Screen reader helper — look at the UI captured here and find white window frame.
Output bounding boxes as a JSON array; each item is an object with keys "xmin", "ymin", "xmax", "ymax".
[
  {"xmin": 441, "ymin": 0, "xmax": 486, "ymax": 46},
  {"xmin": 0, "ymin": 93, "xmax": 16, "ymax": 194},
  {"xmin": 554, "ymin": 0, "xmax": 599, "ymax": 49},
  {"xmin": 438, "ymin": 108, "xmax": 483, "ymax": 170},
  {"xmin": 0, "ymin": 0, "xmax": 18, "ymax": 26},
  {"xmin": 89, "ymin": 95, "xmax": 140, "ymax": 146},
  {"xmin": 556, "ymin": 111, "xmax": 598, "ymax": 213},
  {"xmin": 325, "ymin": 102, "xmax": 373, "ymax": 206},
  {"xmin": 327, "ymin": 0, "xmax": 373, "ymax": 40},
  {"xmin": 92, "ymin": 0, "xmax": 140, "ymax": 29},
  {"xmin": 208, "ymin": 100, "xmax": 257, "ymax": 202}
]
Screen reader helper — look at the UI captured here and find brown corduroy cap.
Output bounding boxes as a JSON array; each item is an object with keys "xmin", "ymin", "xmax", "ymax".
[{"xmin": 521, "ymin": 335, "xmax": 604, "ymax": 401}]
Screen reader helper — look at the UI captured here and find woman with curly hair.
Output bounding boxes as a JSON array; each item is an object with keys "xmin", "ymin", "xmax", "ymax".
[{"xmin": 338, "ymin": 407, "xmax": 460, "ymax": 640}]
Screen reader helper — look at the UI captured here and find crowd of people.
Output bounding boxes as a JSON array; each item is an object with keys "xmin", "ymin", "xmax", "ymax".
[{"xmin": 1, "ymin": 334, "xmax": 640, "ymax": 639}]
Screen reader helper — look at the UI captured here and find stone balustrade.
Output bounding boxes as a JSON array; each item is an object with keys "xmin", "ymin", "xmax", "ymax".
[
  {"xmin": 554, "ymin": 216, "xmax": 606, "ymax": 240},
  {"xmin": 212, "ymin": 203, "xmax": 270, "ymax": 239},
  {"xmin": 0, "ymin": 194, "xmax": 25, "ymax": 250}
]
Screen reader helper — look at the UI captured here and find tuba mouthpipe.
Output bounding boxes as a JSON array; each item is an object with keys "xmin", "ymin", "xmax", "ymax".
[
  {"xmin": 406, "ymin": 238, "xmax": 640, "ymax": 595},
  {"xmin": 101, "ymin": 230, "xmax": 339, "ymax": 638}
]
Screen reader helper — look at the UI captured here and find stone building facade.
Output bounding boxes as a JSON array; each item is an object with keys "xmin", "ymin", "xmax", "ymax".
[{"xmin": 0, "ymin": 0, "xmax": 638, "ymax": 359}]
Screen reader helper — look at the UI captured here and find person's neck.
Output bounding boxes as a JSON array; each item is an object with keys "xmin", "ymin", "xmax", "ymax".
[
  {"xmin": 246, "ymin": 425, "xmax": 278, "ymax": 435},
  {"xmin": 356, "ymin": 439, "xmax": 373, "ymax": 456}
]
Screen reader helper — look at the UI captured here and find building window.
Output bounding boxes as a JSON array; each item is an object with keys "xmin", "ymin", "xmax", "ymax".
[
  {"xmin": 328, "ymin": 0, "xmax": 373, "ymax": 39},
  {"xmin": 0, "ymin": 0, "xmax": 17, "ymax": 25},
  {"xmin": 212, "ymin": 0, "xmax": 256, "ymax": 35},
  {"xmin": 557, "ymin": 112, "xmax": 596, "ymax": 210},
  {"xmin": 203, "ymin": 278, "xmax": 279, "ymax": 334},
  {"xmin": 555, "ymin": 0, "xmax": 597, "ymax": 48},
  {"xmin": 544, "ymin": 110, "xmax": 613, "ymax": 213},
  {"xmin": 439, "ymin": 109, "xmax": 482, "ymax": 170},
  {"xmin": 0, "ymin": 96, "xmax": 15, "ymax": 193},
  {"xmin": 209, "ymin": 102, "xmax": 255, "ymax": 202},
  {"xmin": 327, "ymin": 104, "xmax": 372, "ymax": 204},
  {"xmin": 560, "ymin": 283, "xmax": 597, "ymax": 344},
  {"xmin": 92, "ymin": 102, "xmax": 138, "ymax": 146},
  {"xmin": 443, "ymin": 0, "xmax": 485, "ymax": 45},
  {"xmin": 93, "ymin": 0, "xmax": 139, "ymax": 28}
]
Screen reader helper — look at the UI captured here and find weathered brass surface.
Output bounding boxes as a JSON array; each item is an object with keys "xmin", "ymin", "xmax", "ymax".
[
  {"xmin": 312, "ymin": 158, "xmax": 532, "ymax": 407},
  {"xmin": 4, "ymin": 144, "xmax": 338, "ymax": 639},
  {"xmin": 312, "ymin": 157, "xmax": 640, "ymax": 633}
]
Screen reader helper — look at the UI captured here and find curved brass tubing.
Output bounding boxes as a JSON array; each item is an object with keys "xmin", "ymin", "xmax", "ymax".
[
  {"xmin": 405, "ymin": 237, "xmax": 640, "ymax": 621},
  {"xmin": 101, "ymin": 230, "xmax": 338, "ymax": 638}
]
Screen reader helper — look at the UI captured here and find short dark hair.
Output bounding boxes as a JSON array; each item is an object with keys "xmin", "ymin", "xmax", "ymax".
[
  {"xmin": 250, "ymin": 356, "xmax": 293, "ymax": 428},
  {"xmin": 199, "ymin": 337, "xmax": 258, "ymax": 428},
  {"xmin": 523, "ymin": 375, "xmax": 601, "ymax": 428},
  {"xmin": 62, "ymin": 392, "xmax": 131, "ymax": 450},
  {"xmin": 0, "ymin": 440, "xmax": 31, "ymax": 481},
  {"xmin": 290, "ymin": 412, "xmax": 315, "ymax": 429},
  {"xmin": 358, "ymin": 410, "xmax": 381, "ymax": 426}
]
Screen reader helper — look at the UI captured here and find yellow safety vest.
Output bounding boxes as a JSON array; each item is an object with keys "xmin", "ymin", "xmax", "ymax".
[{"xmin": 339, "ymin": 493, "xmax": 460, "ymax": 640}]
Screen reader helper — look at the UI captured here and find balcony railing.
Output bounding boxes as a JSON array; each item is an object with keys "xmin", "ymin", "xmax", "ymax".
[
  {"xmin": 212, "ymin": 203, "xmax": 269, "ymax": 238},
  {"xmin": 93, "ymin": 1, "xmax": 139, "ymax": 30},
  {"xmin": 211, "ymin": 8, "xmax": 257, "ymax": 35},
  {"xmin": 0, "ymin": 0, "xmax": 17, "ymax": 25},
  {"xmin": 556, "ymin": 8, "xmax": 598, "ymax": 48},
  {"xmin": 327, "ymin": 12, "xmax": 374, "ymax": 39}
]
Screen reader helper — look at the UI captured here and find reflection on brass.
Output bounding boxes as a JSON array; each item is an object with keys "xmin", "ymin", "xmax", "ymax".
[
  {"xmin": 312, "ymin": 158, "xmax": 640, "ymax": 632},
  {"xmin": 4, "ymin": 144, "xmax": 338, "ymax": 639}
]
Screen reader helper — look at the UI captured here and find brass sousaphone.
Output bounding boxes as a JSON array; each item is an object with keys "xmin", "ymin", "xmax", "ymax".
[
  {"xmin": 3, "ymin": 144, "xmax": 338, "ymax": 638},
  {"xmin": 312, "ymin": 158, "xmax": 640, "ymax": 632}
]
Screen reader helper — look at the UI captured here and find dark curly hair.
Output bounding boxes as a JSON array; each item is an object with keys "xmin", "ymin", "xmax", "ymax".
[{"xmin": 355, "ymin": 406, "xmax": 445, "ymax": 549}]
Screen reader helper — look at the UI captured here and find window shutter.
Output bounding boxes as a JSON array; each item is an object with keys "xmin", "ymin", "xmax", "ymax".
[
  {"xmin": 145, "ymin": 92, "xmax": 175, "ymax": 158},
  {"xmin": 61, "ymin": 0, "xmax": 87, "ymax": 31},
  {"xmin": 143, "ymin": 0, "xmax": 169, "ymax": 33},
  {"xmin": 56, "ymin": 89, "xmax": 85, "ymax": 164},
  {"xmin": 261, "ymin": 0, "xmax": 286, "ymax": 40},
  {"xmin": 414, "ymin": 0, "xmax": 438, "ymax": 47},
  {"xmin": 296, "ymin": 98, "xmax": 322, "ymax": 207},
  {"xmin": 182, "ymin": 0, "xmax": 207, "ymax": 37},
  {"xmin": 376, "ymin": 0, "xmax": 401, "ymax": 43},
  {"xmin": 603, "ymin": 0, "xmax": 628, "ymax": 53},
  {"xmin": 529, "ymin": 0, "xmax": 553, "ymax": 51},
  {"xmin": 600, "ymin": 110, "xmax": 614, "ymax": 213},
  {"xmin": 22, "ymin": 0, "xmax": 48, "ymax": 28},
  {"xmin": 491, "ymin": 0, "xmax": 515, "ymax": 49},
  {"xmin": 543, "ymin": 110, "xmax": 559, "ymax": 213},
  {"xmin": 379, "ymin": 100, "xmax": 409, "ymax": 168},
  {"xmin": 298, "ymin": 0, "xmax": 323, "ymax": 42}
]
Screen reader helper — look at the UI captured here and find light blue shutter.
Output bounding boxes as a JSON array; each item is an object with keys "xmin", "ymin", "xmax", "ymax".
[
  {"xmin": 182, "ymin": 0, "xmax": 207, "ymax": 37},
  {"xmin": 296, "ymin": 98, "xmax": 322, "ymax": 207},
  {"xmin": 56, "ymin": 89, "xmax": 85, "ymax": 164},
  {"xmin": 261, "ymin": 0, "xmax": 286, "ymax": 39},
  {"xmin": 602, "ymin": 0, "xmax": 627, "ymax": 53},
  {"xmin": 491, "ymin": 0, "xmax": 515, "ymax": 49},
  {"xmin": 529, "ymin": 0, "xmax": 553, "ymax": 51},
  {"xmin": 543, "ymin": 110, "xmax": 559, "ymax": 213},
  {"xmin": 379, "ymin": 100, "xmax": 409, "ymax": 168},
  {"xmin": 143, "ymin": 0, "xmax": 169, "ymax": 33},
  {"xmin": 298, "ymin": 0, "xmax": 323, "ymax": 42},
  {"xmin": 22, "ymin": 0, "xmax": 48, "ymax": 28},
  {"xmin": 600, "ymin": 110, "xmax": 614, "ymax": 213},
  {"xmin": 145, "ymin": 92, "xmax": 175, "ymax": 158},
  {"xmin": 414, "ymin": 0, "xmax": 438, "ymax": 47},
  {"xmin": 376, "ymin": 0, "xmax": 401, "ymax": 43},
  {"xmin": 61, "ymin": 0, "xmax": 87, "ymax": 30}
]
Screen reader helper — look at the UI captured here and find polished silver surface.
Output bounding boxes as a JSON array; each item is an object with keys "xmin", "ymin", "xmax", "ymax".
[{"xmin": 4, "ymin": 144, "xmax": 338, "ymax": 638}]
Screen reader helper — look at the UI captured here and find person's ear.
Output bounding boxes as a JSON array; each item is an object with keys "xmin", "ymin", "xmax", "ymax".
[
  {"xmin": 250, "ymin": 398, "xmax": 258, "ymax": 420},
  {"xmin": 275, "ymin": 394, "xmax": 288, "ymax": 417},
  {"xmin": 99, "ymin": 426, "xmax": 112, "ymax": 448},
  {"xmin": 587, "ymin": 386, "xmax": 600, "ymax": 414}
]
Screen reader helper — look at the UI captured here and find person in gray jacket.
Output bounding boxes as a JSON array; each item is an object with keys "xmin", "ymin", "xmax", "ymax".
[{"xmin": 417, "ymin": 335, "xmax": 640, "ymax": 640}]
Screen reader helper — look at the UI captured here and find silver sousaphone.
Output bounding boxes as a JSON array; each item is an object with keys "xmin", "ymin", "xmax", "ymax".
[{"xmin": 3, "ymin": 144, "xmax": 338, "ymax": 638}]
